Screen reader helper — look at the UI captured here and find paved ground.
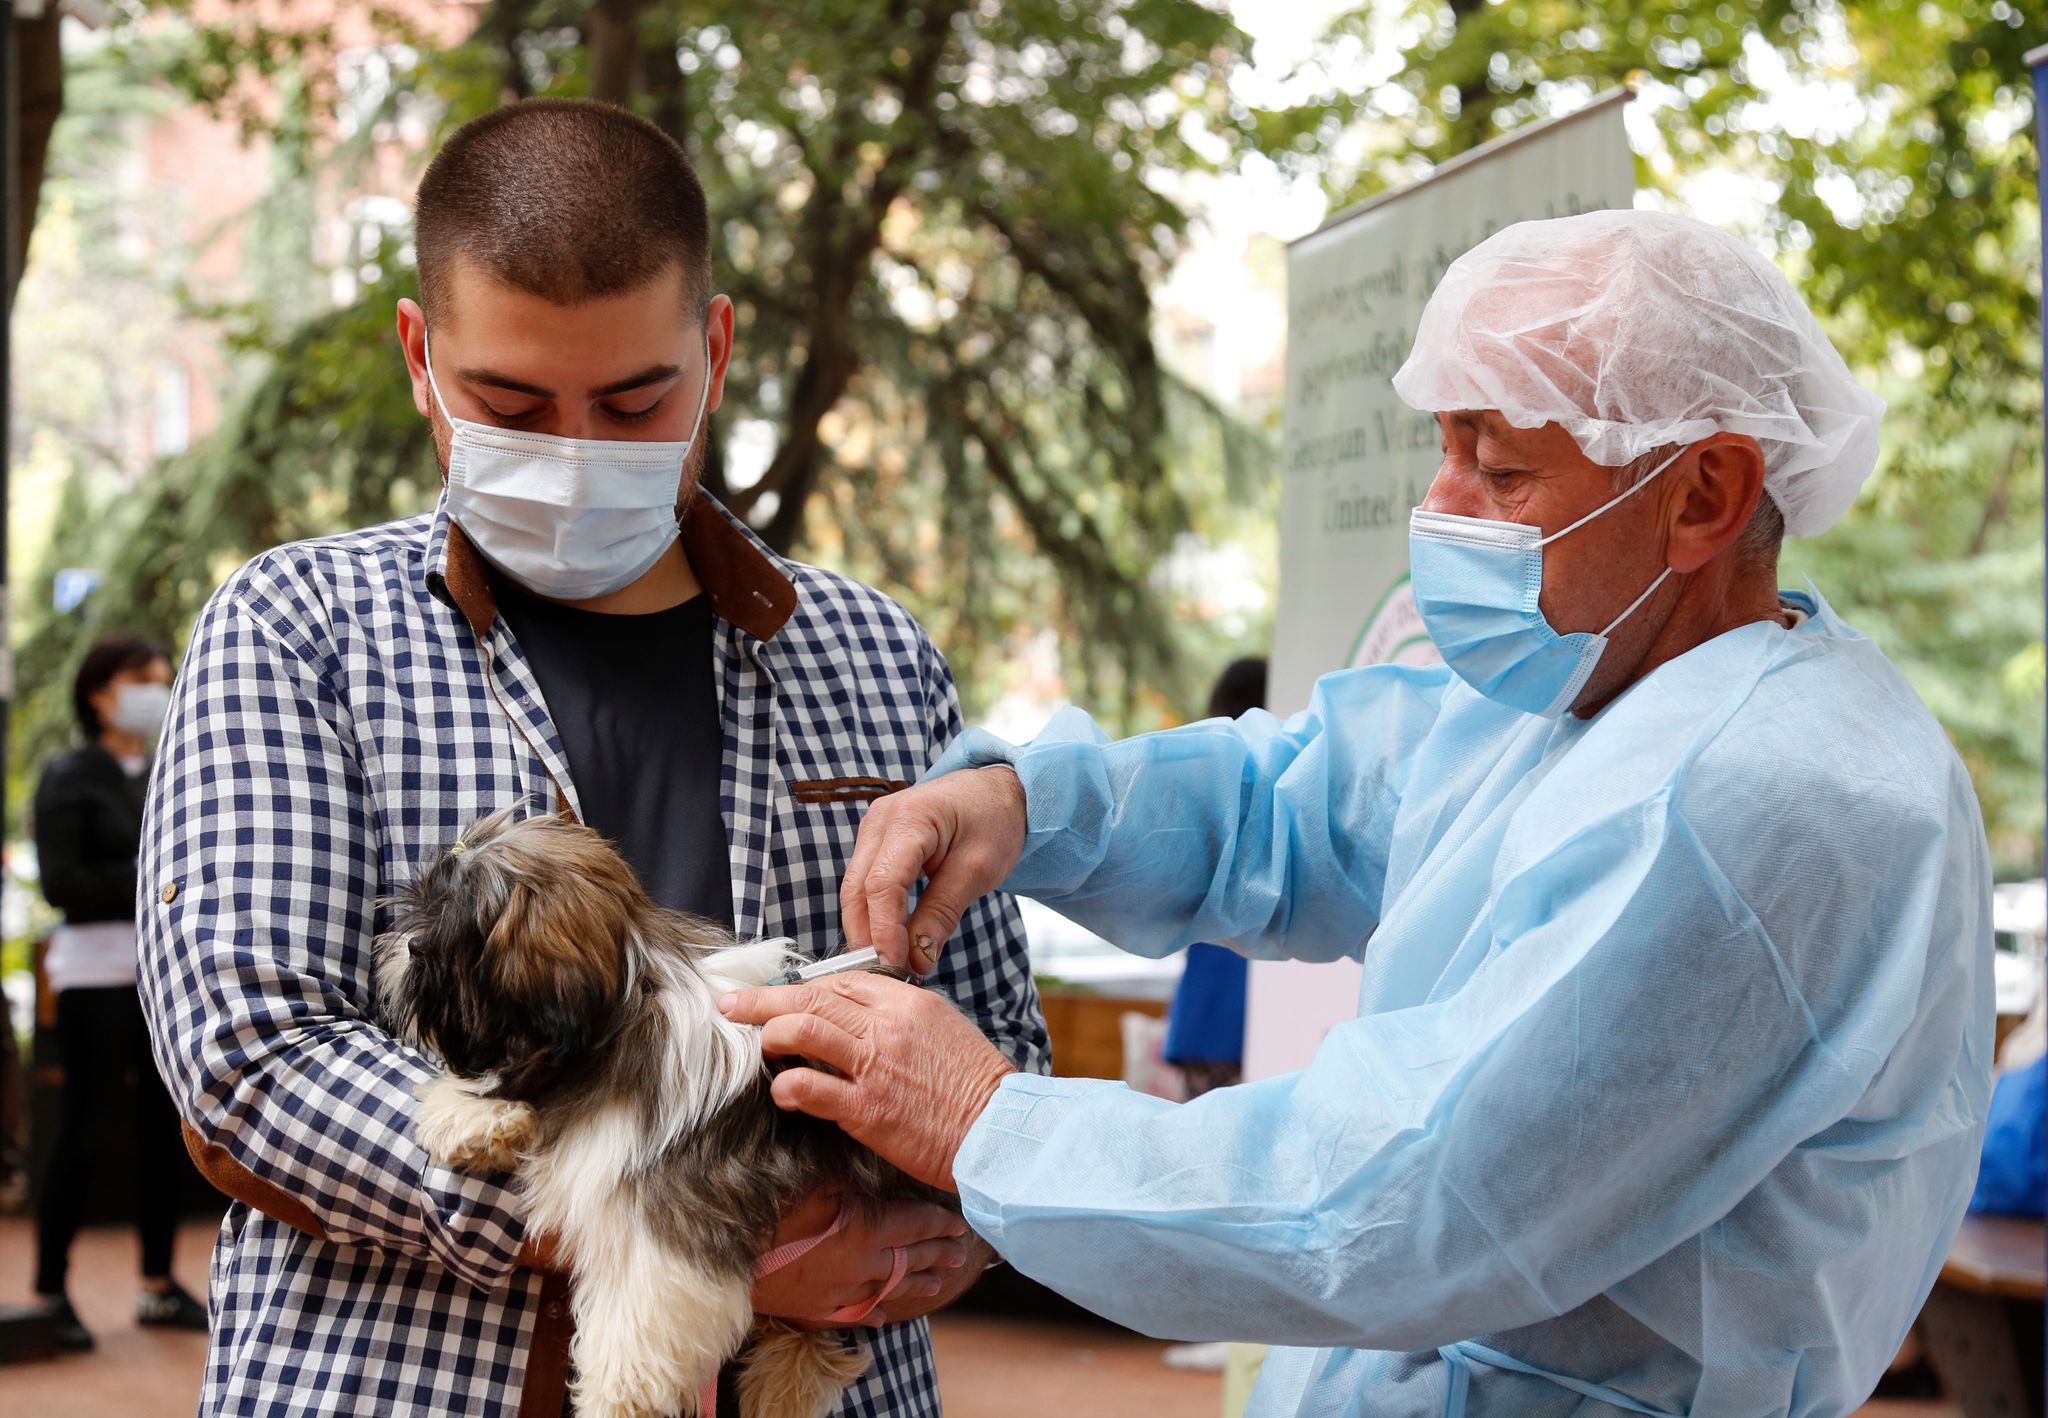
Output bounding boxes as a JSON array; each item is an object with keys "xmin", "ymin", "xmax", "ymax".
[
  {"xmin": 0, "ymin": 1217, "xmax": 213, "ymax": 1416},
  {"xmin": 0, "ymin": 1216, "xmax": 1963, "ymax": 1417}
]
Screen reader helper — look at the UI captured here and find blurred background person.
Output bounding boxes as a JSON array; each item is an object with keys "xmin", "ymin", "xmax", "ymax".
[
  {"xmin": 26, "ymin": 635, "xmax": 206, "ymax": 1349},
  {"xmin": 1163, "ymin": 656, "xmax": 1267, "ymax": 1098}
]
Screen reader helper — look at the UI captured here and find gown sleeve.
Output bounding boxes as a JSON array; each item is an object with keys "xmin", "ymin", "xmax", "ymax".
[
  {"xmin": 952, "ymin": 790, "xmax": 1945, "ymax": 1349},
  {"xmin": 928, "ymin": 663, "xmax": 1449, "ymax": 963}
]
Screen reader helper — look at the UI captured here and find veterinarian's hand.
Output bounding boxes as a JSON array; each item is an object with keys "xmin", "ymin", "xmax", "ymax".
[
  {"xmin": 751, "ymin": 1188, "xmax": 970, "ymax": 1330},
  {"xmin": 720, "ymin": 975, "xmax": 1015, "ymax": 1191},
  {"xmin": 840, "ymin": 766, "xmax": 1025, "ymax": 974}
]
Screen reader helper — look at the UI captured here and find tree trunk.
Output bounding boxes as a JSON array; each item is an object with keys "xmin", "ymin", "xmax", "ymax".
[
  {"xmin": 587, "ymin": 0, "xmax": 646, "ymax": 107},
  {"xmin": 487, "ymin": 0, "xmax": 536, "ymax": 102},
  {"xmin": 750, "ymin": 333, "xmax": 857, "ymax": 552},
  {"xmin": 11, "ymin": 8, "xmax": 64, "ymax": 310},
  {"xmin": 638, "ymin": 27, "xmax": 690, "ymax": 148},
  {"xmin": 1965, "ymin": 437, "xmax": 2025, "ymax": 558},
  {"xmin": 1444, "ymin": 0, "xmax": 1491, "ymax": 134},
  {"xmin": 731, "ymin": 2, "xmax": 967, "ymax": 553}
]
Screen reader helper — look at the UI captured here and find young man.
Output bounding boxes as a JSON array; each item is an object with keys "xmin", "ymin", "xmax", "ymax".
[{"xmin": 137, "ymin": 99, "xmax": 1047, "ymax": 1417}]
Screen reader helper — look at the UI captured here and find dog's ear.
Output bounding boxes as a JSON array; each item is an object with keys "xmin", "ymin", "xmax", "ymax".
[
  {"xmin": 479, "ymin": 878, "xmax": 628, "ymax": 1097},
  {"xmin": 402, "ymin": 902, "xmax": 490, "ymax": 1071}
]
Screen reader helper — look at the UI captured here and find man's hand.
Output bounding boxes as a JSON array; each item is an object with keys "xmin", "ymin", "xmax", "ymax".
[
  {"xmin": 751, "ymin": 1187, "xmax": 970, "ymax": 1330},
  {"xmin": 719, "ymin": 975, "xmax": 1015, "ymax": 1190},
  {"xmin": 842, "ymin": 766, "xmax": 1027, "ymax": 974}
]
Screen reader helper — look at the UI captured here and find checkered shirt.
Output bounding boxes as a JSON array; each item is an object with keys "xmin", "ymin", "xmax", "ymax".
[{"xmin": 137, "ymin": 493, "xmax": 1049, "ymax": 1416}]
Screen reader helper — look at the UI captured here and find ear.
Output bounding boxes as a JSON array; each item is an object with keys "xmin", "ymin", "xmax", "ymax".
[
  {"xmin": 703, "ymin": 293, "xmax": 736, "ymax": 417},
  {"xmin": 396, "ymin": 298, "xmax": 432, "ymax": 422},
  {"xmin": 486, "ymin": 983, "xmax": 619, "ymax": 1100},
  {"xmin": 1665, "ymin": 433, "xmax": 1766, "ymax": 574}
]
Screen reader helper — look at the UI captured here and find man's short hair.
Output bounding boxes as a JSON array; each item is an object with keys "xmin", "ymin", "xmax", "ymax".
[{"xmin": 414, "ymin": 99, "xmax": 712, "ymax": 321}]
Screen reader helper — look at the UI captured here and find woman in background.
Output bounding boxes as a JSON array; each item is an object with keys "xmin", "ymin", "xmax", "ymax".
[{"xmin": 28, "ymin": 635, "xmax": 206, "ymax": 1348}]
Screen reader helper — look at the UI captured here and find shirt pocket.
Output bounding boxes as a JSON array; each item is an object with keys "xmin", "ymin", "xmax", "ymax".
[
  {"xmin": 780, "ymin": 778, "xmax": 910, "ymax": 878},
  {"xmin": 786, "ymin": 775, "xmax": 911, "ymax": 806}
]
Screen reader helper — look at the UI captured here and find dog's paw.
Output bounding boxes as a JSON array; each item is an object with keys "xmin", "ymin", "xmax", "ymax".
[
  {"xmin": 739, "ymin": 1323, "xmax": 871, "ymax": 1418},
  {"xmin": 413, "ymin": 1074, "xmax": 536, "ymax": 1172}
]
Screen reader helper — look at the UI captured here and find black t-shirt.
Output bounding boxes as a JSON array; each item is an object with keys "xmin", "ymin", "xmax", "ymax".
[{"xmin": 494, "ymin": 579, "xmax": 736, "ymax": 925}]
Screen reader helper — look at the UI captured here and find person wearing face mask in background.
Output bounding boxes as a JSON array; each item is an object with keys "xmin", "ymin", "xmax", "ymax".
[
  {"xmin": 726, "ymin": 210, "xmax": 1996, "ymax": 1418},
  {"xmin": 135, "ymin": 99, "xmax": 1045, "ymax": 1418},
  {"xmin": 25, "ymin": 635, "xmax": 208, "ymax": 1347}
]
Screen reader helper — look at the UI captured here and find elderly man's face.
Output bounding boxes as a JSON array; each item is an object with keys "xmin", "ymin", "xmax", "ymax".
[{"xmin": 1419, "ymin": 409, "xmax": 1677, "ymax": 656}]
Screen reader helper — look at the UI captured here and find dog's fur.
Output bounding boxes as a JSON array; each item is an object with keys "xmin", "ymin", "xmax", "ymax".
[{"xmin": 375, "ymin": 810, "xmax": 940, "ymax": 1418}]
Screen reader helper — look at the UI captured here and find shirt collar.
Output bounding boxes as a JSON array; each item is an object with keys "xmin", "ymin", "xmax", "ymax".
[{"xmin": 422, "ymin": 488, "xmax": 798, "ymax": 643}]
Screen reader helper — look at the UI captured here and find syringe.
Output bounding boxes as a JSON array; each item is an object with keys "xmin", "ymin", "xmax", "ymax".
[{"xmin": 767, "ymin": 946, "xmax": 888, "ymax": 988}]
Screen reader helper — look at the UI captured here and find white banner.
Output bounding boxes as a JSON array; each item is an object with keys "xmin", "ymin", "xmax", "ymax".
[{"xmin": 1246, "ymin": 93, "xmax": 1636, "ymax": 1082}]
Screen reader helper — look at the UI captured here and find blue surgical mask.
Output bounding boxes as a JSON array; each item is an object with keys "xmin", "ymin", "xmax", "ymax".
[
  {"xmin": 424, "ymin": 333, "xmax": 713, "ymax": 602},
  {"xmin": 1408, "ymin": 448, "xmax": 1684, "ymax": 717}
]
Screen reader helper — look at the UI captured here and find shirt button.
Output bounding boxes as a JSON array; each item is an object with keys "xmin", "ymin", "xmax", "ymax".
[
  {"xmin": 160, "ymin": 882, "xmax": 179, "ymax": 904},
  {"xmin": 543, "ymin": 1300, "xmax": 565, "ymax": 1320}
]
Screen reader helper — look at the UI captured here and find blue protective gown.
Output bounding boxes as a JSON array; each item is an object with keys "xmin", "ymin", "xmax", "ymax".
[{"xmin": 941, "ymin": 590, "xmax": 1993, "ymax": 1418}]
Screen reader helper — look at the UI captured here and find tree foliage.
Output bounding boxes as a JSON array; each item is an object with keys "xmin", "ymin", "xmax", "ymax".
[
  {"xmin": 14, "ymin": 0, "xmax": 1279, "ymax": 799},
  {"xmin": 1299, "ymin": 0, "xmax": 2045, "ymax": 869},
  {"xmin": 14, "ymin": 0, "xmax": 2048, "ymax": 875}
]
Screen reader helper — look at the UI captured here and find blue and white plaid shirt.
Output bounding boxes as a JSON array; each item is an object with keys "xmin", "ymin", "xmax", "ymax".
[{"xmin": 138, "ymin": 492, "xmax": 1049, "ymax": 1417}]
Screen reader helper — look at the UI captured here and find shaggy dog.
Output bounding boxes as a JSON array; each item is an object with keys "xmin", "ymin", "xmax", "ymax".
[{"xmin": 374, "ymin": 810, "xmax": 939, "ymax": 1418}]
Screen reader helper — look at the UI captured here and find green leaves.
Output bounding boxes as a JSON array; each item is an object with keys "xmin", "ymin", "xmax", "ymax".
[
  {"xmin": 23, "ymin": 0, "xmax": 2039, "ymax": 871},
  {"xmin": 15, "ymin": 0, "xmax": 1285, "ymax": 805},
  {"xmin": 1317, "ymin": 0, "xmax": 2045, "ymax": 872}
]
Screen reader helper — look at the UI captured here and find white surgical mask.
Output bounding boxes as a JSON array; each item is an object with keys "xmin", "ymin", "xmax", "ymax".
[
  {"xmin": 110, "ymin": 682, "xmax": 172, "ymax": 738},
  {"xmin": 425, "ymin": 333, "xmax": 713, "ymax": 601}
]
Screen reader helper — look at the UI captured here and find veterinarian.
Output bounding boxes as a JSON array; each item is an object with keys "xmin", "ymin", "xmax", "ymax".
[
  {"xmin": 724, "ymin": 211, "xmax": 1997, "ymax": 1418},
  {"xmin": 138, "ymin": 99, "xmax": 1047, "ymax": 1417}
]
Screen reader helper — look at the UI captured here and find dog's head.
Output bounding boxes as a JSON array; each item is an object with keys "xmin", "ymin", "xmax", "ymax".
[{"xmin": 376, "ymin": 809, "xmax": 656, "ymax": 1099}]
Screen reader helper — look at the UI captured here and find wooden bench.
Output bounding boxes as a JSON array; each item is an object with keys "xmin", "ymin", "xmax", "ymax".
[
  {"xmin": 1919, "ymin": 1213, "xmax": 2045, "ymax": 1416},
  {"xmin": 1039, "ymin": 988, "xmax": 1167, "ymax": 1081}
]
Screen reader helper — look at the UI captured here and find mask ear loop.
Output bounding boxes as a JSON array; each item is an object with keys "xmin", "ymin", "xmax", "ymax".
[
  {"xmin": 679, "ymin": 332, "xmax": 715, "ymax": 450},
  {"xmin": 421, "ymin": 330, "xmax": 457, "ymax": 424},
  {"xmin": 1536, "ymin": 444, "xmax": 1688, "ymax": 639},
  {"xmin": 669, "ymin": 333, "xmax": 718, "ymax": 531},
  {"xmin": 1599, "ymin": 565, "xmax": 1674, "ymax": 637},
  {"xmin": 1536, "ymin": 445, "xmax": 1688, "ymax": 547}
]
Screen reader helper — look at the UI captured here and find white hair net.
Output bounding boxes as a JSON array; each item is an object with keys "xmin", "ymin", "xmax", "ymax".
[{"xmin": 1391, "ymin": 209, "xmax": 1885, "ymax": 537}]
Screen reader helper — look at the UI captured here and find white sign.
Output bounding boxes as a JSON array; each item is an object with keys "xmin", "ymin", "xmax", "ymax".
[{"xmin": 1246, "ymin": 94, "xmax": 1636, "ymax": 1082}]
